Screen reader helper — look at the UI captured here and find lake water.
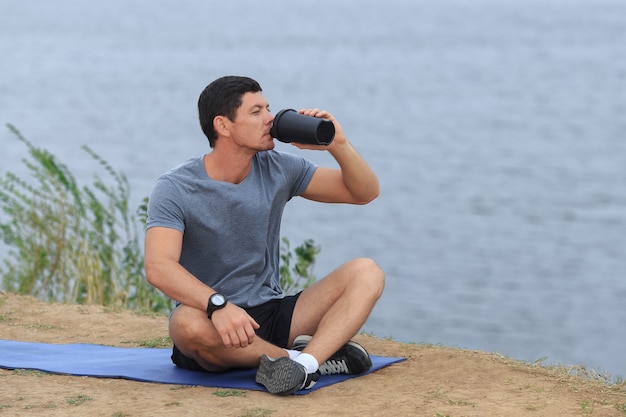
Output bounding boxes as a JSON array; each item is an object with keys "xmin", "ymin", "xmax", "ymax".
[{"xmin": 1, "ymin": 0, "xmax": 625, "ymax": 378}]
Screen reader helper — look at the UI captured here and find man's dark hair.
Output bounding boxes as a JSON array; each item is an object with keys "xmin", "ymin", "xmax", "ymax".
[{"xmin": 198, "ymin": 76, "xmax": 263, "ymax": 147}]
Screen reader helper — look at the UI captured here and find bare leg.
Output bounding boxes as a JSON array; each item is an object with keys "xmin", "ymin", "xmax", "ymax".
[
  {"xmin": 168, "ymin": 258, "xmax": 383, "ymax": 374},
  {"xmin": 288, "ymin": 257, "xmax": 385, "ymax": 364},
  {"xmin": 169, "ymin": 304, "xmax": 287, "ymax": 372}
]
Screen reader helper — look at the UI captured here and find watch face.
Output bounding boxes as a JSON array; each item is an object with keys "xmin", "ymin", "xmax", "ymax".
[{"xmin": 212, "ymin": 294, "xmax": 225, "ymax": 306}]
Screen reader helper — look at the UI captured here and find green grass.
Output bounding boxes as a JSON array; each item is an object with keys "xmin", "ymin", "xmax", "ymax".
[
  {"xmin": 213, "ymin": 389, "xmax": 246, "ymax": 397},
  {"xmin": 239, "ymin": 408, "xmax": 273, "ymax": 417},
  {"xmin": 66, "ymin": 395, "xmax": 93, "ymax": 406},
  {"xmin": 13, "ymin": 369, "xmax": 46, "ymax": 377},
  {"xmin": 0, "ymin": 124, "xmax": 165, "ymax": 313},
  {"xmin": 135, "ymin": 337, "xmax": 172, "ymax": 348}
]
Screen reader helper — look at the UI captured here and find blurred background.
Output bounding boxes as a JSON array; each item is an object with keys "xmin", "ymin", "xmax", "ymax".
[{"xmin": 1, "ymin": 0, "xmax": 624, "ymax": 378}]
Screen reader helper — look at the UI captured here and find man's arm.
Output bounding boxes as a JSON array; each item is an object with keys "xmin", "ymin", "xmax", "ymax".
[
  {"xmin": 295, "ymin": 109, "xmax": 379, "ymax": 205},
  {"xmin": 144, "ymin": 226, "xmax": 259, "ymax": 347},
  {"xmin": 144, "ymin": 226, "xmax": 211, "ymax": 310}
]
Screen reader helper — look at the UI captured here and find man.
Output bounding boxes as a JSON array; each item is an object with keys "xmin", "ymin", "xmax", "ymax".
[{"xmin": 144, "ymin": 76, "xmax": 384, "ymax": 395}]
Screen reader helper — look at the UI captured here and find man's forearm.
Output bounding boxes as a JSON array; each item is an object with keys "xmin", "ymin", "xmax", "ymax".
[
  {"xmin": 329, "ymin": 140, "xmax": 379, "ymax": 204},
  {"xmin": 145, "ymin": 258, "xmax": 215, "ymax": 312}
]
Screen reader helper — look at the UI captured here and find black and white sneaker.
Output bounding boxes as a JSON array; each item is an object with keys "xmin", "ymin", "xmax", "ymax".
[
  {"xmin": 255, "ymin": 354, "xmax": 319, "ymax": 395},
  {"xmin": 291, "ymin": 335, "xmax": 373, "ymax": 375}
]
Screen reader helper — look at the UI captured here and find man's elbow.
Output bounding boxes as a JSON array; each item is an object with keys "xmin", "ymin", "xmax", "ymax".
[
  {"xmin": 144, "ymin": 259, "xmax": 163, "ymax": 288},
  {"xmin": 354, "ymin": 184, "xmax": 380, "ymax": 205}
]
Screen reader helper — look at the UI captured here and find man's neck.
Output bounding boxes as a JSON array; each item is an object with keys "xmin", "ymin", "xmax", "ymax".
[{"xmin": 203, "ymin": 148, "xmax": 255, "ymax": 184}]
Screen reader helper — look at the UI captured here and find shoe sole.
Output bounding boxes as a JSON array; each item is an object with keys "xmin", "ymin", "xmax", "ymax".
[{"xmin": 255, "ymin": 355, "xmax": 306, "ymax": 395}]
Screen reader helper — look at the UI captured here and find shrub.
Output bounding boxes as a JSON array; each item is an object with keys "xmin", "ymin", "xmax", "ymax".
[
  {"xmin": 0, "ymin": 124, "xmax": 166, "ymax": 312},
  {"xmin": 279, "ymin": 237, "xmax": 320, "ymax": 295}
]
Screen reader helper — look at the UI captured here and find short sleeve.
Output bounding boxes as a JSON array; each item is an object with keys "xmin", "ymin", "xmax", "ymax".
[
  {"xmin": 272, "ymin": 151, "xmax": 317, "ymax": 197},
  {"xmin": 145, "ymin": 177, "xmax": 186, "ymax": 233}
]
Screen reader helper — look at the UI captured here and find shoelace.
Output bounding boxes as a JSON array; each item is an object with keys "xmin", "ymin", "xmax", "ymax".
[{"xmin": 319, "ymin": 359, "xmax": 350, "ymax": 375}]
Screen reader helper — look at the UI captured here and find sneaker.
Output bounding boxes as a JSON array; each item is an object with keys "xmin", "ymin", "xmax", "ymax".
[
  {"xmin": 255, "ymin": 354, "xmax": 319, "ymax": 395},
  {"xmin": 292, "ymin": 335, "xmax": 373, "ymax": 375}
]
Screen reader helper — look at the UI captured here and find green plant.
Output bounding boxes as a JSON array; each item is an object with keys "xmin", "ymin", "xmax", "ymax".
[
  {"xmin": 213, "ymin": 389, "xmax": 246, "ymax": 397},
  {"xmin": 13, "ymin": 369, "xmax": 46, "ymax": 377},
  {"xmin": 66, "ymin": 395, "xmax": 93, "ymax": 406},
  {"xmin": 581, "ymin": 399, "xmax": 594, "ymax": 414},
  {"xmin": 0, "ymin": 124, "xmax": 165, "ymax": 312},
  {"xmin": 279, "ymin": 237, "xmax": 320, "ymax": 294},
  {"xmin": 136, "ymin": 337, "xmax": 172, "ymax": 348},
  {"xmin": 239, "ymin": 408, "xmax": 273, "ymax": 417}
]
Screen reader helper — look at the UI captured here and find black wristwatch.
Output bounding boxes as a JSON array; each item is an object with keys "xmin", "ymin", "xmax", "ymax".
[{"xmin": 207, "ymin": 293, "xmax": 227, "ymax": 319}]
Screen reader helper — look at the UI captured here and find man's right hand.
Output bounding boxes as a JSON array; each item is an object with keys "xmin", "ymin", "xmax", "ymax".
[{"xmin": 210, "ymin": 303, "xmax": 260, "ymax": 348}]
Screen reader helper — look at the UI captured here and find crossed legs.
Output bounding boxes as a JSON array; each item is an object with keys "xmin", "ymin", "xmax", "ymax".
[{"xmin": 169, "ymin": 257, "xmax": 384, "ymax": 372}]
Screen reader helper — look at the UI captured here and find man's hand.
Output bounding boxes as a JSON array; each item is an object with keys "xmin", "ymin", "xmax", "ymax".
[
  {"xmin": 296, "ymin": 108, "xmax": 380, "ymax": 205},
  {"xmin": 290, "ymin": 108, "xmax": 347, "ymax": 151},
  {"xmin": 210, "ymin": 303, "xmax": 260, "ymax": 348}
]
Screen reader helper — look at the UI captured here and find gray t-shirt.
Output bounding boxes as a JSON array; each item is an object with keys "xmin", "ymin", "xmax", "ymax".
[{"xmin": 146, "ymin": 150, "xmax": 317, "ymax": 308}]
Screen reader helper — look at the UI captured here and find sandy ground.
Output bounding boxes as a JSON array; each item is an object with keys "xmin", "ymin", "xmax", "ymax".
[{"xmin": 0, "ymin": 293, "xmax": 624, "ymax": 417}]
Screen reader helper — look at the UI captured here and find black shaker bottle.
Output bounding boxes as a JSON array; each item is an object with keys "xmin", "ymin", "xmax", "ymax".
[{"xmin": 270, "ymin": 109, "xmax": 335, "ymax": 146}]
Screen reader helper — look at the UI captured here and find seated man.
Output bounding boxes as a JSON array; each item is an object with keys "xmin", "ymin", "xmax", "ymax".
[{"xmin": 144, "ymin": 75, "xmax": 384, "ymax": 395}]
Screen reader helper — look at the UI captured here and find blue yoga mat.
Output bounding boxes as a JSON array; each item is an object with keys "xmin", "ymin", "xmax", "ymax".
[{"xmin": 0, "ymin": 339, "xmax": 405, "ymax": 395}]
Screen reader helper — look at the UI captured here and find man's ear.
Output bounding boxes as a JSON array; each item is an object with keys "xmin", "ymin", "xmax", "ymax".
[{"xmin": 213, "ymin": 115, "xmax": 230, "ymax": 138}]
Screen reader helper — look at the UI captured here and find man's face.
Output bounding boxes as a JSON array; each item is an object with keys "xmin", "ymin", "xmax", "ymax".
[{"xmin": 229, "ymin": 91, "xmax": 275, "ymax": 151}]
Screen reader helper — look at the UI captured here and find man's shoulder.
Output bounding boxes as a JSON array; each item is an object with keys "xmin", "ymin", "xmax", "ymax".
[
  {"xmin": 150, "ymin": 156, "xmax": 205, "ymax": 199},
  {"xmin": 256, "ymin": 149, "xmax": 290, "ymax": 162},
  {"xmin": 164, "ymin": 156, "xmax": 203, "ymax": 174},
  {"xmin": 255, "ymin": 149, "xmax": 311, "ymax": 168},
  {"xmin": 157, "ymin": 156, "xmax": 204, "ymax": 182},
  {"xmin": 253, "ymin": 150, "xmax": 317, "ymax": 196}
]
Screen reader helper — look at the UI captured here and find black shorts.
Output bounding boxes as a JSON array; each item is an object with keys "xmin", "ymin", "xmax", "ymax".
[{"xmin": 171, "ymin": 292, "xmax": 301, "ymax": 372}]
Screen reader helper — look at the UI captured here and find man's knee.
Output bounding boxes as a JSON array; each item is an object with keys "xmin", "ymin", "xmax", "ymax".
[
  {"xmin": 169, "ymin": 306, "xmax": 229, "ymax": 371},
  {"xmin": 170, "ymin": 306, "xmax": 221, "ymax": 349},
  {"xmin": 349, "ymin": 257, "xmax": 385, "ymax": 299}
]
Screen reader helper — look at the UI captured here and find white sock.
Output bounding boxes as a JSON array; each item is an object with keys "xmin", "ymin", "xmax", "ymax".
[
  {"xmin": 294, "ymin": 352, "xmax": 319, "ymax": 374},
  {"xmin": 285, "ymin": 349, "xmax": 300, "ymax": 360}
]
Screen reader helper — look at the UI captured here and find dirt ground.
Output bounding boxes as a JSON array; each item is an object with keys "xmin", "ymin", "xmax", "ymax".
[{"xmin": 0, "ymin": 293, "xmax": 624, "ymax": 417}]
